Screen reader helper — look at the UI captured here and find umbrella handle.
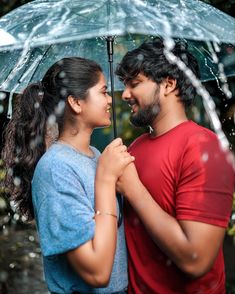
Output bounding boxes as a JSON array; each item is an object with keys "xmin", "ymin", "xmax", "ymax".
[
  {"xmin": 106, "ymin": 36, "xmax": 123, "ymax": 227},
  {"xmin": 106, "ymin": 36, "xmax": 117, "ymax": 139}
]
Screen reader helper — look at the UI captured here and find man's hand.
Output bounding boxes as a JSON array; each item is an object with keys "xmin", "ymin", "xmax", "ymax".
[{"xmin": 116, "ymin": 162, "xmax": 140, "ymax": 196}]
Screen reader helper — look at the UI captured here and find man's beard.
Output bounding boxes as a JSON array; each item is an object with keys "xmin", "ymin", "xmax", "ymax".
[{"xmin": 130, "ymin": 89, "xmax": 160, "ymax": 128}]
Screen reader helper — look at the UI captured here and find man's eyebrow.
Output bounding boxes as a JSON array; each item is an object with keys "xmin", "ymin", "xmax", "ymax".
[
  {"xmin": 132, "ymin": 77, "xmax": 142, "ymax": 82},
  {"xmin": 127, "ymin": 77, "xmax": 142, "ymax": 84},
  {"xmin": 100, "ymin": 85, "xmax": 107, "ymax": 90},
  {"xmin": 124, "ymin": 75, "xmax": 141, "ymax": 84}
]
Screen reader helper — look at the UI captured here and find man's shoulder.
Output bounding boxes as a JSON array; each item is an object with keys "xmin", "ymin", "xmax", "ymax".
[
  {"xmin": 174, "ymin": 121, "xmax": 218, "ymax": 148},
  {"xmin": 179, "ymin": 120, "xmax": 216, "ymax": 136},
  {"xmin": 187, "ymin": 122, "xmax": 219, "ymax": 146}
]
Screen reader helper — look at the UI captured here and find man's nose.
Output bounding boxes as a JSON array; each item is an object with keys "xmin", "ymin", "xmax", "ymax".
[{"xmin": 122, "ymin": 87, "xmax": 131, "ymax": 101}]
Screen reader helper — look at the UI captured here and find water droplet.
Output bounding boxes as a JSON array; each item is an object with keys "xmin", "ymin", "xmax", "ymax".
[
  {"xmin": 17, "ymin": 33, "xmax": 27, "ymax": 40},
  {"xmin": 14, "ymin": 157, "xmax": 19, "ymax": 163},
  {"xmin": 137, "ymin": 54, "xmax": 144, "ymax": 61},
  {"xmin": 9, "ymin": 263, "xmax": 15, "ymax": 269},
  {"xmin": 13, "ymin": 214, "xmax": 20, "ymax": 221},
  {"xmin": 13, "ymin": 177, "xmax": 21, "ymax": 186},
  {"xmin": 0, "ymin": 198, "xmax": 7, "ymax": 210},
  {"xmin": 59, "ymin": 71, "xmax": 66, "ymax": 78},
  {"xmin": 0, "ymin": 92, "xmax": 6, "ymax": 100},
  {"xmin": 47, "ymin": 114, "xmax": 56, "ymax": 125},
  {"xmin": 21, "ymin": 215, "xmax": 27, "ymax": 222},
  {"xmin": 60, "ymin": 88, "xmax": 68, "ymax": 97},
  {"xmin": 30, "ymin": 135, "xmax": 42, "ymax": 148},
  {"xmin": 29, "ymin": 235, "xmax": 35, "ymax": 242},
  {"xmin": 201, "ymin": 153, "xmax": 209, "ymax": 162},
  {"xmin": 34, "ymin": 102, "xmax": 40, "ymax": 109},
  {"xmin": 55, "ymin": 100, "xmax": 65, "ymax": 115},
  {"xmin": 29, "ymin": 252, "xmax": 36, "ymax": 258}
]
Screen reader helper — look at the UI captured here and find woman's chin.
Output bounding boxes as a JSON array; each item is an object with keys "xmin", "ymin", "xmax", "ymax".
[{"xmin": 95, "ymin": 120, "xmax": 112, "ymax": 129}]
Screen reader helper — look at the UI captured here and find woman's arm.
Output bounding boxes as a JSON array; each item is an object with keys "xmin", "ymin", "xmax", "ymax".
[{"xmin": 67, "ymin": 138, "xmax": 134, "ymax": 286}]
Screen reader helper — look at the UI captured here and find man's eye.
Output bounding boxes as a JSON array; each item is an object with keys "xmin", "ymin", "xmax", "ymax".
[{"xmin": 131, "ymin": 82, "xmax": 139, "ymax": 88}]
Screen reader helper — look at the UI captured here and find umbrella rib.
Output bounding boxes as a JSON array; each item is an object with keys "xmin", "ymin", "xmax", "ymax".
[{"xmin": 29, "ymin": 45, "xmax": 52, "ymax": 84}]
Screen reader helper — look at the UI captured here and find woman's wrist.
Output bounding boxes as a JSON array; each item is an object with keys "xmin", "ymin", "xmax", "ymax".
[{"xmin": 96, "ymin": 171, "xmax": 117, "ymax": 185}]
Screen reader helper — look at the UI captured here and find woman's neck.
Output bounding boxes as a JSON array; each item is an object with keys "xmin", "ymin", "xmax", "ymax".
[{"xmin": 58, "ymin": 129, "xmax": 93, "ymax": 157}]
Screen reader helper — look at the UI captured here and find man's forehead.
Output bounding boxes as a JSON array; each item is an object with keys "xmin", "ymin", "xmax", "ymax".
[{"xmin": 124, "ymin": 73, "xmax": 146, "ymax": 84}]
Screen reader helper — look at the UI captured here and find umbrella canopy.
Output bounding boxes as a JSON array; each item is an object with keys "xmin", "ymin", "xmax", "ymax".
[
  {"xmin": 2, "ymin": 37, "xmax": 234, "ymax": 94},
  {"xmin": 0, "ymin": 0, "xmax": 235, "ymax": 94},
  {"xmin": 0, "ymin": 0, "xmax": 234, "ymax": 143},
  {"xmin": 0, "ymin": 0, "xmax": 234, "ymax": 50}
]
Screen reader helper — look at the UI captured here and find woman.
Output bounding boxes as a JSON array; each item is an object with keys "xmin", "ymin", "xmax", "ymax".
[{"xmin": 2, "ymin": 57, "xmax": 134, "ymax": 294}]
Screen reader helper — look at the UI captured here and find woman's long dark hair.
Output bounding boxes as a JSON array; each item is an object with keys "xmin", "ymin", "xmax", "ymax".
[{"xmin": 1, "ymin": 57, "xmax": 102, "ymax": 220}]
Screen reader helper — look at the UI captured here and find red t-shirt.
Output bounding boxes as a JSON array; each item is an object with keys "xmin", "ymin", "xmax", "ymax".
[{"xmin": 125, "ymin": 121, "xmax": 234, "ymax": 294}]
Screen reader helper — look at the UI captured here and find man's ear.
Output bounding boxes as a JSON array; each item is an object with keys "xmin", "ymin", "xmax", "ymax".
[
  {"xmin": 67, "ymin": 95, "xmax": 81, "ymax": 114},
  {"xmin": 163, "ymin": 77, "xmax": 177, "ymax": 95}
]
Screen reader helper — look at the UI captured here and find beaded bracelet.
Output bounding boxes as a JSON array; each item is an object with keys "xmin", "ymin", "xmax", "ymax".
[{"xmin": 93, "ymin": 210, "xmax": 117, "ymax": 219}]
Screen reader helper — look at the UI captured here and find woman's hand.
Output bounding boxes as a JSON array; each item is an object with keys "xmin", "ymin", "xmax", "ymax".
[
  {"xmin": 97, "ymin": 138, "xmax": 135, "ymax": 183},
  {"xmin": 116, "ymin": 162, "xmax": 140, "ymax": 196}
]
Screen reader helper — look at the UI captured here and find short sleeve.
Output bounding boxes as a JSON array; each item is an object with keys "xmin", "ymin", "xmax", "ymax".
[
  {"xmin": 34, "ymin": 160, "xmax": 95, "ymax": 257},
  {"xmin": 176, "ymin": 131, "xmax": 234, "ymax": 227}
]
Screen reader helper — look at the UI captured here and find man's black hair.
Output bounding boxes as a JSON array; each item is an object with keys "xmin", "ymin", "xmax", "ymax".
[{"xmin": 116, "ymin": 38, "xmax": 200, "ymax": 106}]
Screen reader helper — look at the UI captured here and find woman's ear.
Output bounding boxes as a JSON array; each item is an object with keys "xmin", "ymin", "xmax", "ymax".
[
  {"xmin": 163, "ymin": 77, "xmax": 177, "ymax": 96},
  {"xmin": 67, "ymin": 95, "xmax": 81, "ymax": 114}
]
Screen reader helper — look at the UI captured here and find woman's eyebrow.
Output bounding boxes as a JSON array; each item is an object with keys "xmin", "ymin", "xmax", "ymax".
[{"xmin": 100, "ymin": 85, "xmax": 107, "ymax": 90}]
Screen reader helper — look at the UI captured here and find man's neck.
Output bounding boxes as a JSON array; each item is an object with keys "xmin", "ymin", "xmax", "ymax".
[{"xmin": 151, "ymin": 102, "xmax": 188, "ymax": 137}]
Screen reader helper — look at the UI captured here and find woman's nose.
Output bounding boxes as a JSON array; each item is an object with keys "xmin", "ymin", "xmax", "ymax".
[{"xmin": 107, "ymin": 93, "xmax": 112, "ymax": 104}]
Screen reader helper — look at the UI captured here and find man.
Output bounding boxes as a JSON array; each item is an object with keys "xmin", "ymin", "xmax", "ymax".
[{"xmin": 116, "ymin": 38, "xmax": 234, "ymax": 294}]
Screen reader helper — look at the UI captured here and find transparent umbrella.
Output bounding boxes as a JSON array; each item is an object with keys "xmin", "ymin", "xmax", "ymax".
[
  {"xmin": 0, "ymin": 0, "xmax": 235, "ymax": 138},
  {"xmin": 0, "ymin": 0, "xmax": 234, "ymax": 228}
]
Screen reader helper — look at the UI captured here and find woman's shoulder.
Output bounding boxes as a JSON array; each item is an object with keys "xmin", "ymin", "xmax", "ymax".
[{"xmin": 34, "ymin": 143, "xmax": 75, "ymax": 176}]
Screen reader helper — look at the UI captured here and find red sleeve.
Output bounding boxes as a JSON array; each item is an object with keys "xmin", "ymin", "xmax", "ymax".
[{"xmin": 176, "ymin": 130, "xmax": 234, "ymax": 228}]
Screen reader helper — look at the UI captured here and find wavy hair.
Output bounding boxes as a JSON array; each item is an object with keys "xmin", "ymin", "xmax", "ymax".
[
  {"xmin": 116, "ymin": 38, "xmax": 200, "ymax": 106},
  {"xmin": 1, "ymin": 57, "xmax": 102, "ymax": 219}
]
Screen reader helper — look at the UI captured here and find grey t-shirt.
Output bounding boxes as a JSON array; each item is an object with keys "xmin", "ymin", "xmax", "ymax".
[{"xmin": 32, "ymin": 142, "xmax": 128, "ymax": 294}]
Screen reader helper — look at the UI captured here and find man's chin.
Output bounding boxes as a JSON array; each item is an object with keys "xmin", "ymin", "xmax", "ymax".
[
  {"xmin": 130, "ymin": 115, "xmax": 147, "ymax": 128},
  {"xmin": 130, "ymin": 111, "xmax": 157, "ymax": 128}
]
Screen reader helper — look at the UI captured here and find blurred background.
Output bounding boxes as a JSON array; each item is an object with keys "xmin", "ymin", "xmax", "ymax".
[{"xmin": 0, "ymin": 0, "xmax": 234, "ymax": 293}]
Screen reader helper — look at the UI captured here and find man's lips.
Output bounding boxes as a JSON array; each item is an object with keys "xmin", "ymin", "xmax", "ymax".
[
  {"xmin": 127, "ymin": 99, "xmax": 136, "ymax": 106},
  {"xmin": 128, "ymin": 99, "xmax": 138, "ymax": 113}
]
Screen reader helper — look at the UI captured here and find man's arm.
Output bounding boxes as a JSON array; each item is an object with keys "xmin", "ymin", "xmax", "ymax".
[{"xmin": 117, "ymin": 163, "xmax": 226, "ymax": 278}]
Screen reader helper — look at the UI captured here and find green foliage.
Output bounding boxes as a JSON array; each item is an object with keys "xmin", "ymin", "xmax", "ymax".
[
  {"xmin": 0, "ymin": 159, "xmax": 7, "ymax": 195},
  {"xmin": 227, "ymin": 193, "xmax": 235, "ymax": 243},
  {"xmin": 0, "ymin": 0, "xmax": 31, "ymax": 17},
  {"xmin": 201, "ymin": 0, "xmax": 235, "ymax": 17}
]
